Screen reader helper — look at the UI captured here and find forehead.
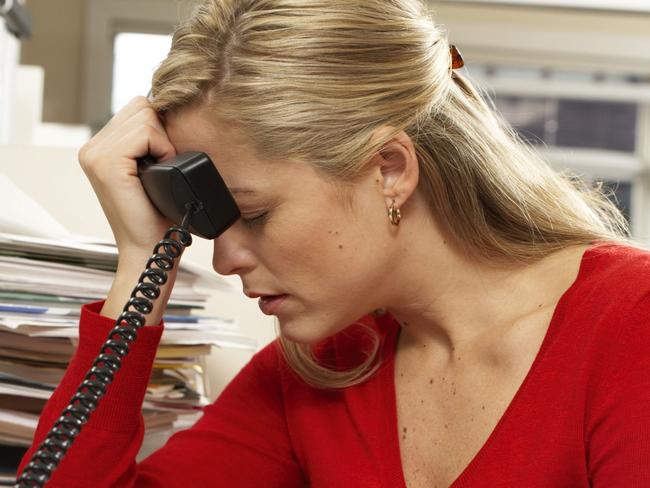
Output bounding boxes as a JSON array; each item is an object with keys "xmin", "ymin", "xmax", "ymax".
[
  {"xmin": 164, "ymin": 107, "xmax": 262, "ymax": 175},
  {"xmin": 163, "ymin": 107, "xmax": 337, "ymax": 200}
]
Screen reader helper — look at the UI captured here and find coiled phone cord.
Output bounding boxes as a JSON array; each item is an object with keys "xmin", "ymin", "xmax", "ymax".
[{"xmin": 15, "ymin": 202, "xmax": 202, "ymax": 488}]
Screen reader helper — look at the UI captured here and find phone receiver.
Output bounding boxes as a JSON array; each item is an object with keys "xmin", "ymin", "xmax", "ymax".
[{"xmin": 137, "ymin": 152, "xmax": 240, "ymax": 239}]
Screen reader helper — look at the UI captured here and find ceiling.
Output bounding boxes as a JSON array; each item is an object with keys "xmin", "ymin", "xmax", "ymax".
[{"xmin": 441, "ymin": 0, "xmax": 650, "ymax": 13}]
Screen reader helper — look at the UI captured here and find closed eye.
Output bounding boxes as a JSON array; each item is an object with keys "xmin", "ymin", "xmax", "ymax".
[{"xmin": 241, "ymin": 212, "xmax": 269, "ymax": 228}]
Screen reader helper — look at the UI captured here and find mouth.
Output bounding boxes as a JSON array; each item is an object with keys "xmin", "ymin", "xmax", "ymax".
[
  {"xmin": 257, "ymin": 294, "xmax": 289, "ymax": 315},
  {"xmin": 243, "ymin": 290, "xmax": 290, "ymax": 315},
  {"xmin": 244, "ymin": 290, "xmax": 282, "ymax": 299}
]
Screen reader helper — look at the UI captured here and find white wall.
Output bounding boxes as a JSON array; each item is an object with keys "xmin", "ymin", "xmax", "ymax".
[
  {"xmin": 430, "ymin": 1, "xmax": 650, "ymax": 74},
  {"xmin": 0, "ymin": 18, "xmax": 19, "ymax": 144}
]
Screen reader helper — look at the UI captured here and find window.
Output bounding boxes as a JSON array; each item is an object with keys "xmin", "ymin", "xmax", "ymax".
[
  {"xmin": 471, "ymin": 63, "xmax": 649, "ymax": 238},
  {"xmin": 601, "ymin": 180, "xmax": 632, "ymax": 225},
  {"xmin": 494, "ymin": 95, "xmax": 638, "ymax": 152},
  {"xmin": 111, "ymin": 32, "xmax": 172, "ymax": 114}
]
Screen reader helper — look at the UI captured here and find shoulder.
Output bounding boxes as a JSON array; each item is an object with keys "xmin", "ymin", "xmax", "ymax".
[
  {"xmin": 571, "ymin": 241, "xmax": 650, "ymax": 382},
  {"xmin": 576, "ymin": 241, "xmax": 650, "ymax": 311}
]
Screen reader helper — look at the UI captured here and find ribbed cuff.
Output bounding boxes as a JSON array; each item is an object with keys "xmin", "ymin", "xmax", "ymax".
[{"xmin": 64, "ymin": 300, "xmax": 165, "ymax": 432}]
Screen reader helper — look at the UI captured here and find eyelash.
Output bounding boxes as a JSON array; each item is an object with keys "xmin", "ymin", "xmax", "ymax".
[{"xmin": 241, "ymin": 212, "xmax": 269, "ymax": 228}]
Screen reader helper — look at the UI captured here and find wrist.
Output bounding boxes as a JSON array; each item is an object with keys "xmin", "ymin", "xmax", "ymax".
[{"xmin": 117, "ymin": 249, "xmax": 155, "ymax": 270}]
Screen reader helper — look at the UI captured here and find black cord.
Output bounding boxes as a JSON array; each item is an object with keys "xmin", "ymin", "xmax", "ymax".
[{"xmin": 15, "ymin": 202, "xmax": 201, "ymax": 487}]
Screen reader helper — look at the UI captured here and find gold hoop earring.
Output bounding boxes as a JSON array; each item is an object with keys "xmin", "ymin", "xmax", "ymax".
[{"xmin": 388, "ymin": 200, "xmax": 401, "ymax": 226}]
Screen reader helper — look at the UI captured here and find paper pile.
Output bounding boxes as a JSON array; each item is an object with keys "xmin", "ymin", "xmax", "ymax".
[{"xmin": 0, "ymin": 175, "xmax": 256, "ymax": 478}]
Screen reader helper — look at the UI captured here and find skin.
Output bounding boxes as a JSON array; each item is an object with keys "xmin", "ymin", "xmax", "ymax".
[{"xmin": 164, "ymin": 105, "xmax": 592, "ymax": 368}]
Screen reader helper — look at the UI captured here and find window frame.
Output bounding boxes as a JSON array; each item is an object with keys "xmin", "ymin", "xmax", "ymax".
[
  {"xmin": 81, "ymin": 0, "xmax": 190, "ymax": 130},
  {"xmin": 428, "ymin": 1, "xmax": 650, "ymax": 243},
  {"xmin": 466, "ymin": 68, "xmax": 650, "ymax": 242}
]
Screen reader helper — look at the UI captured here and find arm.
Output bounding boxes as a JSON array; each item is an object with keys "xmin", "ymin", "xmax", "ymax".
[
  {"xmin": 17, "ymin": 300, "xmax": 163, "ymax": 487},
  {"xmin": 134, "ymin": 334, "xmax": 306, "ymax": 487},
  {"xmin": 18, "ymin": 301, "xmax": 306, "ymax": 487},
  {"xmin": 586, "ymin": 294, "xmax": 650, "ymax": 486}
]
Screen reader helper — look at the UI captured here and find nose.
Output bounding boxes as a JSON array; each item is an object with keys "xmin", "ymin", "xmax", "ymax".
[{"xmin": 211, "ymin": 226, "xmax": 256, "ymax": 276}]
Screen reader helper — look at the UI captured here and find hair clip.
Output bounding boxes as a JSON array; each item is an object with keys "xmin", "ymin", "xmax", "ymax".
[{"xmin": 450, "ymin": 45, "xmax": 464, "ymax": 70}]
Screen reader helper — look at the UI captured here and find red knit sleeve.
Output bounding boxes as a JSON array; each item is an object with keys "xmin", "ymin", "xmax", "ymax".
[
  {"xmin": 135, "ymin": 341, "xmax": 306, "ymax": 488},
  {"xmin": 18, "ymin": 301, "xmax": 306, "ymax": 488},
  {"xmin": 17, "ymin": 300, "xmax": 164, "ymax": 487},
  {"xmin": 586, "ymin": 293, "xmax": 650, "ymax": 486}
]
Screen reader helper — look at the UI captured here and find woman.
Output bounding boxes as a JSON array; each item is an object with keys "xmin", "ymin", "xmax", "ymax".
[{"xmin": 19, "ymin": 0, "xmax": 650, "ymax": 486}]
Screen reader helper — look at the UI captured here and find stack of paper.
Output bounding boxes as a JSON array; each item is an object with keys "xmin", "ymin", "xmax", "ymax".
[{"xmin": 0, "ymin": 175, "xmax": 256, "ymax": 477}]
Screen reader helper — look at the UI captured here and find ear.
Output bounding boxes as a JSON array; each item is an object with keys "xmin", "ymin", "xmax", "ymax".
[{"xmin": 367, "ymin": 126, "xmax": 419, "ymax": 211}]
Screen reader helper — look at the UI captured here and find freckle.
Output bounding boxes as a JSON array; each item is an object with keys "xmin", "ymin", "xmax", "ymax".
[
  {"xmin": 538, "ymin": 303, "xmax": 543, "ymax": 308},
  {"xmin": 338, "ymin": 244, "xmax": 343, "ymax": 249},
  {"xmin": 451, "ymin": 346, "xmax": 455, "ymax": 351},
  {"xmin": 442, "ymin": 376, "xmax": 445, "ymax": 381},
  {"xmin": 400, "ymin": 373, "xmax": 404, "ymax": 377},
  {"xmin": 420, "ymin": 399, "xmax": 424, "ymax": 404},
  {"xmin": 403, "ymin": 427, "xmax": 407, "ymax": 433},
  {"xmin": 482, "ymin": 405, "xmax": 486, "ymax": 410},
  {"xmin": 443, "ymin": 240, "xmax": 447, "ymax": 244},
  {"xmin": 422, "ymin": 344, "xmax": 426, "ymax": 348},
  {"xmin": 452, "ymin": 389, "xmax": 456, "ymax": 396},
  {"xmin": 457, "ymin": 356, "xmax": 461, "ymax": 361},
  {"xmin": 444, "ymin": 424, "xmax": 448, "ymax": 429},
  {"xmin": 404, "ymin": 321, "xmax": 409, "ymax": 326},
  {"xmin": 471, "ymin": 417, "xmax": 475, "ymax": 422},
  {"xmin": 334, "ymin": 231, "xmax": 339, "ymax": 235},
  {"xmin": 429, "ymin": 379, "xmax": 433, "ymax": 384}
]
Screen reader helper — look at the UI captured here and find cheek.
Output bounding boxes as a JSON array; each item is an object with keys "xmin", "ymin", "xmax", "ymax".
[
  {"xmin": 263, "ymin": 201, "xmax": 386, "ymax": 297},
  {"xmin": 263, "ymin": 210, "xmax": 354, "ymax": 275},
  {"xmin": 264, "ymin": 204, "xmax": 394, "ymax": 343}
]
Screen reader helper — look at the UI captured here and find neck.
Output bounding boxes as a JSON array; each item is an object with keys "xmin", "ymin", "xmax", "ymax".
[{"xmin": 383, "ymin": 224, "xmax": 591, "ymax": 362}]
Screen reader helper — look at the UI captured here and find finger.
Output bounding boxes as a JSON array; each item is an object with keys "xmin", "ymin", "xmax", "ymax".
[
  {"xmin": 114, "ymin": 105, "xmax": 167, "ymax": 142},
  {"xmin": 103, "ymin": 96, "xmax": 153, "ymax": 133},
  {"xmin": 145, "ymin": 123, "xmax": 177, "ymax": 162},
  {"xmin": 114, "ymin": 123, "xmax": 177, "ymax": 167}
]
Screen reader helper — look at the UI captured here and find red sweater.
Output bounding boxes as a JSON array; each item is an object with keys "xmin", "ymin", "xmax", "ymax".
[{"xmin": 18, "ymin": 242, "xmax": 650, "ymax": 487}]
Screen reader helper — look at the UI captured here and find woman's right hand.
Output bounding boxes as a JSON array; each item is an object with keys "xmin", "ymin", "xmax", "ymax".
[{"xmin": 79, "ymin": 96, "xmax": 178, "ymax": 260}]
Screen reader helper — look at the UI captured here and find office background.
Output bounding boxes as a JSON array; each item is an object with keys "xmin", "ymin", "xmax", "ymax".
[{"xmin": 1, "ymin": 0, "xmax": 649, "ymax": 463}]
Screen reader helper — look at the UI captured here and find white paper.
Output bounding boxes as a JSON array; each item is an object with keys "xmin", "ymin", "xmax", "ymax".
[
  {"xmin": 0, "ymin": 174, "xmax": 72, "ymax": 239},
  {"xmin": 0, "ymin": 408, "xmax": 39, "ymax": 430}
]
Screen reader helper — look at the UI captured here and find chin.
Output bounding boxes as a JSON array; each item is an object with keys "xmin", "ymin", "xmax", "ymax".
[
  {"xmin": 276, "ymin": 313, "xmax": 351, "ymax": 345},
  {"xmin": 277, "ymin": 326, "xmax": 325, "ymax": 345}
]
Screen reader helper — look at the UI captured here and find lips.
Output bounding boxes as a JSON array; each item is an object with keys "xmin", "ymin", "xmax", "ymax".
[
  {"xmin": 244, "ymin": 290, "xmax": 283, "ymax": 299},
  {"xmin": 257, "ymin": 294, "xmax": 289, "ymax": 315}
]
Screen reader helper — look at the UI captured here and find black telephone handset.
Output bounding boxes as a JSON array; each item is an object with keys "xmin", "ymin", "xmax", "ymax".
[
  {"xmin": 16, "ymin": 152, "xmax": 241, "ymax": 487},
  {"xmin": 137, "ymin": 151, "xmax": 241, "ymax": 239}
]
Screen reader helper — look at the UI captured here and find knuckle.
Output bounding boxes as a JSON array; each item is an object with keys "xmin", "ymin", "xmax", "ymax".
[
  {"xmin": 142, "ymin": 123, "xmax": 159, "ymax": 140},
  {"xmin": 131, "ymin": 95, "xmax": 149, "ymax": 106},
  {"xmin": 78, "ymin": 144, "xmax": 94, "ymax": 169}
]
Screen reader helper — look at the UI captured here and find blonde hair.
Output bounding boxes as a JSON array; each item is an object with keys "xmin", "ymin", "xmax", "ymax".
[{"xmin": 151, "ymin": 0, "xmax": 633, "ymax": 390}]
